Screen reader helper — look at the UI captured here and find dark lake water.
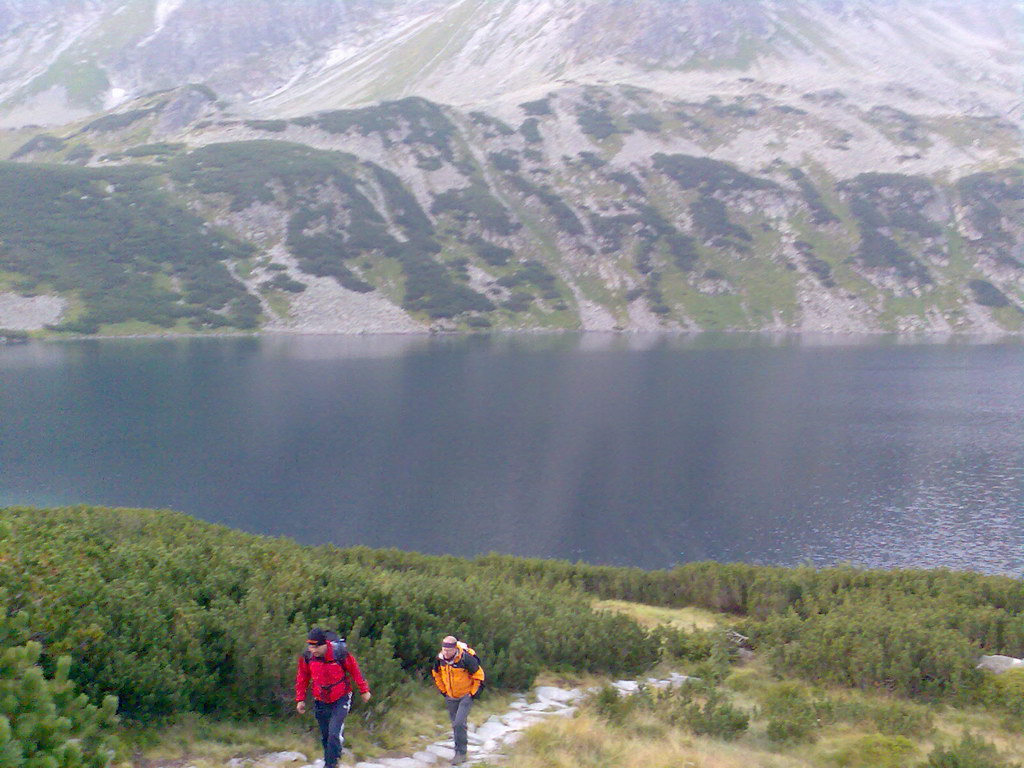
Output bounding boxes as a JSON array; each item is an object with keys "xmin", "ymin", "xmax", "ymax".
[{"xmin": 1, "ymin": 334, "xmax": 1022, "ymax": 575}]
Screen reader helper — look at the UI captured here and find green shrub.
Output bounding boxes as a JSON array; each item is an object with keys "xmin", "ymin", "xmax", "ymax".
[
  {"xmin": 627, "ymin": 113, "xmax": 661, "ymax": 134},
  {"xmin": 0, "ymin": 612, "xmax": 120, "ymax": 767},
  {"xmin": 920, "ymin": 732, "xmax": 1020, "ymax": 768},
  {"xmin": 488, "ymin": 151, "xmax": 520, "ymax": 172},
  {"xmin": 758, "ymin": 682, "xmax": 827, "ymax": 744},
  {"xmin": 576, "ymin": 108, "xmax": 618, "ymax": 140},
  {"xmin": 520, "ymin": 99, "xmax": 552, "ymax": 117},
  {"xmin": 431, "ymin": 182, "xmax": 517, "ymax": 236},
  {"xmin": 470, "ymin": 238, "xmax": 514, "ymax": 267},
  {"xmin": 122, "ymin": 142, "xmax": 186, "ymax": 157},
  {"xmin": 832, "ymin": 734, "xmax": 918, "ymax": 768},
  {"xmin": 865, "ymin": 699, "xmax": 934, "ymax": 737},
  {"xmin": 670, "ymin": 686, "xmax": 749, "ymax": 740},
  {"xmin": 0, "ymin": 161, "xmax": 255, "ymax": 332},
  {"xmin": 653, "ymin": 154, "xmax": 779, "ymax": 194},
  {"xmin": 767, "ymin": 713, "xmax": 817, "ymax": 745},
  {"xmin": 983, "ymin": 668, "xmax": 1024, "ymax": 716},
  {"xmin": 245, "ymin": 120, "xmax": 288, "ymax": 132},
  {"xmin": 519, "ymin": 118, "xmax": 542, "ymax": 143},
  {"xmin": 261, "ymin": 273, "xmax": 306, "ymax": 293},
  {"xmin": 969, "ymin": 279, "xmax": 1011, "ymax": 308},
  {"xmin": 652, "ymin": 627, "xmax": 715, "ymax": 662},
  {"xmin": 80, "ymin": 109, "xmax": 153, "ymax": 133},
  {"xmin": 1, "ymin": 508, "xmax": 660, "ymax": 722},
  {"xmin": 10, "ymin": 134, "xmax": 67, "ymax": 159}
]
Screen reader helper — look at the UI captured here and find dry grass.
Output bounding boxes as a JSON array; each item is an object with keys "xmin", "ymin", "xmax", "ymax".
[
  {"xmin": 502, "ymin": 663, "xmax": 1024, "ymax": 768},
  {"xmin": 592, "ymin": 599, "xmax": 724, "ymax": 632},
  {"xmin": 503, "ymin": 713, "xmax": 813, "ymax": 768}
]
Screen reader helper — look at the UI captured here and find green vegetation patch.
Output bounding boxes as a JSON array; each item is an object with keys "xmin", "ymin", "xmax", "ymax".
[
  {"xmin": 653, "ymin": 154, "xmax": 780, "ymax": 195},
  {"xmin": 298, "ymin": 98, "xmax": 458, "ymax": 160},
  {"xmin": 431, "ymin": 182, "xmax": 518, "ymax": 236},
  {"xmin": 956, "ymin": 168, "xmax": 1024, "ymax": 268},
  {"xmin": 789, "ymin": 168, "xmax": 839, "ymax": 225},
  {"xmin": 968, "ymin": 279, "xmax": 1011, "ymax": 308},
  {"xmin": 841, "ymin": 172, "xmax": 942, "ymax": 284},
  {"xmin": 506, "ymin": 175, "xmax": 584, "ymax": 235},
  {"xmin": 170, "ymin": 140, "xmax": 358, "ymax": 211},
  {"xmin": 0, "ymin": 162, "xmax": 257, "ymax": 333},
  {"xmin": 1, "ymin": 507, "xmax": 655, "ymax": 721},
  {"xmin": 9, "ymin": 134, "xmax": 67, "ymax": 160},
  {"xmin": 80, "ymin": 108, "xmax": 154, "ymax": 134},
  {"xmin": 519, "ymin": 98, "xmax": 552, "ymax": 116}
]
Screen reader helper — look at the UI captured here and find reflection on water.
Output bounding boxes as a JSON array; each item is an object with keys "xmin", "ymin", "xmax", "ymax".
[{"xmin": 1, "ymin": 333, "xmax": 1021, "ymax": 575}]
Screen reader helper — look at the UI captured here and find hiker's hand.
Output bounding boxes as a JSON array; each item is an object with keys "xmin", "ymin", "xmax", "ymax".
[
  {"xmin": 361, "ymin": 692, "xmax": 371, "ymax": 703},
  {"xmin": 296, "ymin": 701, "xmax": 306, "ymax": 715}
]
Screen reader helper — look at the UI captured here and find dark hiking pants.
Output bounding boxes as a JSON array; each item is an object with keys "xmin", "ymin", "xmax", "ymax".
[
  {"xmin": 314, "ymin": 694, "xmax": 352, "ymax": 768},
  {"xmin": 445, "ymin": 694, "xmax": 473, "ymax": 756}
]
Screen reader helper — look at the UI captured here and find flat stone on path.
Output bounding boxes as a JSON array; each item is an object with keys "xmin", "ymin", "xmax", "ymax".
[
  {"xmin": 425, "ymin": 745, "xmax": 455, "ymax": 761},
  {"xmin": 378, "ymin": 758, "xmax": 431, "ymax": 768},
  {"xmin": 257, "ymin": 754, "xmax": 308, "ymax": 766},
  {"xmin": 534, "ymin": 686, "xmax": 580, "ymax": 704}
]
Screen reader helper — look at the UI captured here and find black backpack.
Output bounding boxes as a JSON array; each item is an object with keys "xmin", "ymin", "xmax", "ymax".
[
  {"xmin": 460, "ymin": 641, "xmax": 485, "ymax": 698},
  {"xmin": 303, "ymin": 631, "xmax": 349, "ymax": 686}
]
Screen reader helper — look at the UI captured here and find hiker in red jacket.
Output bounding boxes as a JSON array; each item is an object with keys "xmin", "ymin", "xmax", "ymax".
[{"xmin": 295, "ymin": 627, "xmax": 371, "ymax": 768}]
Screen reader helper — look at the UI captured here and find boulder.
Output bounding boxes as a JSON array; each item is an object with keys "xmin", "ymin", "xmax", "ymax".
[{"xmin": 977, "ymin": 655, "xmax": 1024, "ymax": 674}]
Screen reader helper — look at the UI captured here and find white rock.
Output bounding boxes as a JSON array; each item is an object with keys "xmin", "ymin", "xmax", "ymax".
[
  {"xmin": 411, "ymin": 751, "xmax": 438, "ymax": 764},
  {"xmin": 425, "ymin": 745, "xmax": 455, "ymax": 760},
  {"xmin": 259, "ymin": 753, "xmax": 308, "ymax": 766},
  {"xmin": 378, "ymin": 758, "xmax": 431, "ymax": 768},
  {"xmin": 474, "ymin": 721, "xmax": 507, "ymax": 741},
  {"xmin": 534, "ymin": 686, "xmax": 580, "ymax": 704},
  {"xmin": 978, "ymin": 655, "xmax": 1024, "ymax": 674},
  {"xmin": 548, "ymin": 706, "xmax": 577, "ymax": 717}
]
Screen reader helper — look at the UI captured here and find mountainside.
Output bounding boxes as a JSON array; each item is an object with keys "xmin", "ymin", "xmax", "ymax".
[
  {"xmin": 0, "ymin": 0, "xmax": 1021, "ymax": 335},
  {"xmin": 1, "ymin": 0, "xmax": 1019, "ymax": 127}
]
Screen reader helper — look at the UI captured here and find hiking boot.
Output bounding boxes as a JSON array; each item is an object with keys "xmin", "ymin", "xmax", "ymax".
[{"xmin": 451, "ymin": 753, "xmax": 467, "ymax": 766}]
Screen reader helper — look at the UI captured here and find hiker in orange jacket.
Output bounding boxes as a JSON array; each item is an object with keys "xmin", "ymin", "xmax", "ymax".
[{"xmin": 431, "ymin": 635, "xmax": 485, "ymax": 765}]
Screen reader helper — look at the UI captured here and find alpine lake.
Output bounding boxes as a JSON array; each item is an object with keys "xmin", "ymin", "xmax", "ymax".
[{"xmin": 1, "ymin": 332, "xmax": 1021, "ymax": 575}]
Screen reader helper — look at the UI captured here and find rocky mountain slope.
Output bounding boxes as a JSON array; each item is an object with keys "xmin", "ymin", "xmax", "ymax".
[{"xmin": 0, "ymin": 0, "xmax": 1020, "ymax": 335}]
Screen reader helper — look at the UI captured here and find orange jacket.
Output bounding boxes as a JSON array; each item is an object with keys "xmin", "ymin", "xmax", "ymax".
[{"xmin": 431, "ymin": 643, "xmax": 485, "ymax": 698}]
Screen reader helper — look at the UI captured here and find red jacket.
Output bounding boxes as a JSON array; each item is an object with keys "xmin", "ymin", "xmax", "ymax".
[{"xmin": 295, "ymin": 644, "xmax": 370, "ymax": 703}]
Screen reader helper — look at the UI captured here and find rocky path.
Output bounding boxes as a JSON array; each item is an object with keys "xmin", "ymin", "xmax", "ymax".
[{"xmin": 229, "ymin": 674, "xmax": 692, "ymax": 768}]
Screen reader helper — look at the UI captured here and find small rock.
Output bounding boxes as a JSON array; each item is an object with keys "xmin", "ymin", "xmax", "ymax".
[
  {"xmin": 425, "ymin": 745, "xmax": 454, "ymax": 760},
  {"xmin": 978, "ymin": 655, "xmax": 1024, "ymax": 674},
  {"xmin": 534, "ymin": 686, "xmax": 580, "ymax": 704},
  {"xmin": 411, "ymin": 751, "xmax": 438, "ymax": 764},
  {"xmin": 259, "ymin": 753, "xmax": 308, "ymax": 766},
  {"xmin": 548, "ymin": 706, "xmax": 577, "ymax": 718},
  {"xmin": 474, "ymin": 721, "xmax": 507, "ymax": 741}
]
